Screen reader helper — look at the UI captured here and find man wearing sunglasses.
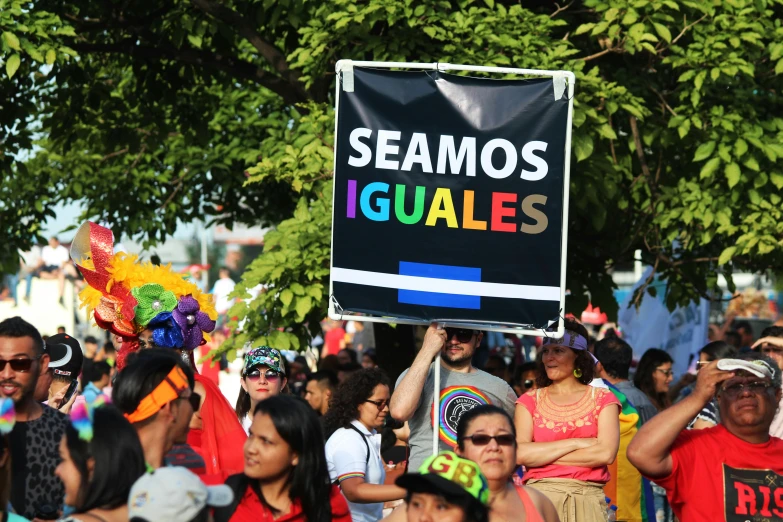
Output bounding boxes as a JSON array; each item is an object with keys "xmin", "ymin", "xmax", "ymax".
[
  {"xmin": 114, "ymin": 348, "xmax": 199, "ymax": 471},
  {"xmin": 628, "ymin": 353, "xmax": 783, "ymax": 522},
  {"xmin": 390, "ymin": 323, "xmax": 517, "ymax": 470},
  {"xmin": 0, "ymin": 316, "xmax": 70, "ymax": 520}
]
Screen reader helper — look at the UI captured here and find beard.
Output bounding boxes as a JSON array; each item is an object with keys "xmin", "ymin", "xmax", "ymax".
[{"xmin": 442, "ymin": 345, "xmax": 475, "ymax": 365}]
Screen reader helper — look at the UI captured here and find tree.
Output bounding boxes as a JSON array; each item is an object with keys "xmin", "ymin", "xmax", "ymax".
[{"xmin": 3, "ymin": 0, "xmax": 782, "ymax": 356}]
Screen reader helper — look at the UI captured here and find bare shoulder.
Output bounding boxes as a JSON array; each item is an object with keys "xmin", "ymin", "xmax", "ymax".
[{"xmin": 524, "ymin": 487, "xmax": 560, "ymax": 521}]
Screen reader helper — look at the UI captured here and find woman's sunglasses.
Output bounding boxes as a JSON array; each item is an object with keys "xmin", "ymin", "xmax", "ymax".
[
  {"xmin": 523, "ymin": 379, "xmax": 534, "ymax": 389},
  {"xmin": 0, "ymin": 356, "xmax": 40, "ymax": 373},
  {"xmin": 444, "ymin": 328, "xmax": 478, "ymax": 343},
  {"xmin": 244, "ymin": 368, "xmax": 282, "ymax": 382},
  {"xmin": 460, "ymin": 434, "xmax": 515, "ymax": 446}
]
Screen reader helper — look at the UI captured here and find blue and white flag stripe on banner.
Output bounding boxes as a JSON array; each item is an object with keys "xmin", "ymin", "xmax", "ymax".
[
  {"xmin": 330, "ymin": 265, "xmax": 560, "ymax": 310},
  {"xmin": 398, "ymin": 262, "xmax": 482, "ymax": 309}
]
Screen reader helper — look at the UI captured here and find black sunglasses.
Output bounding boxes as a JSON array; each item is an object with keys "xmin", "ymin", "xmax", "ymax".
[
  {"xmin": 244, "ymin": 369, "xmax": 282, "ymax": 382},
  {"xmin": 0, "ymin": 356, "xmax": 40, "ymax": 373},
  {"xmin": 365, "ymin": 399, "xmax": 389, "ymax": 410},
  {"xmin": 460, "ymin": 434, "xmax": 515, "ymax": 446},
  {"xmin": 445, "ymin": 328, "xmax": 478, "ymax": 343},
  {"xmin": 180, "ymin": 392, "xmax": 201, "ymax": 412},
  {"xmin": 524, "ymin": 379, "xmax": 534, "ymax": 389}
]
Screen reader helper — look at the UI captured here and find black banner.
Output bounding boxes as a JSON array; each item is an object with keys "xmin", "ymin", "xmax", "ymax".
[{"xmin": 330, "ymin": 66, "xmax": 572, "ymax": 328}]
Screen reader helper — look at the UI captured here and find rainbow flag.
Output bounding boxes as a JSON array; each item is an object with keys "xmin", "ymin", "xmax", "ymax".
[{"xmin": 603, "ymin": 381, "xmax": 655, "ymax": 522}]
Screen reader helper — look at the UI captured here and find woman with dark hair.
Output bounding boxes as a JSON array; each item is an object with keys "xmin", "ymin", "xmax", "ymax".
[
  {"xmin": 514, "ymin": 319, "xmax": 620, "ymax": 522},
  {"xmin": 324, "ymin": 368, "xmax": 406, "ymax": 521},
  {"xmin": 632, "ymin": 347, "xmax": 675, "ymax": 522},
  {"xmin": 455, "ymin": 405, "xmax": 558, "ymax": 522},
  {"xmin": 55, "ymin": 398, "xmax": 146, "ymax": 522},
  {"xmin": 633, "ymin": 348, "xmax": 674, "ymax": 412},
  {"xmin": 235, "ymin": 347, "xmax": 288, "ymax": 433},
  {"xmin": 212, "ymin": 395, "xmax": 350, "ymax": 522}
]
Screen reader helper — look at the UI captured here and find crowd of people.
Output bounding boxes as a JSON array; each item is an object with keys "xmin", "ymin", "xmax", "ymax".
[{"xmin": 1, "ymin": 221, "xmax": 783, "ymax": 522}]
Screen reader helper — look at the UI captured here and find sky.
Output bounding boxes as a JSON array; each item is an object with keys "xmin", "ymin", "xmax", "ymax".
[{"xmin": 41, "ymin": 200, "xmax": 198, "ymax": 242}]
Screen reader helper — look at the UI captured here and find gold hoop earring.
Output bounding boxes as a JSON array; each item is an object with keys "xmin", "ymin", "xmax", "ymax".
[{"xmin": 573, "ymin": 368, "xmax": 583, "ymax": 379}]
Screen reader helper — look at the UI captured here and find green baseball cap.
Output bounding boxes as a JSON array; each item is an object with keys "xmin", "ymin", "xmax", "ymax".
[{"xmin": 395, "ymin": 451, "xmax": 489, "ymax": 506}]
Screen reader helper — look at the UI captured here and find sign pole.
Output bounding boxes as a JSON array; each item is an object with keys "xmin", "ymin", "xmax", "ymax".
[{"xmin": 432, "ymin": 353, "xmax": 441, "ymax": 457}]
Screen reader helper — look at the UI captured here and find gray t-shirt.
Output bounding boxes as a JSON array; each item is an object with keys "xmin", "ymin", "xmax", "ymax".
[
  {"xmin": 396, "ymin": 363, "xmax": 517, "ymax": 470},
  {"xmin": 615, "ymin": 380, "xmax": 658, "ymax": 424}
]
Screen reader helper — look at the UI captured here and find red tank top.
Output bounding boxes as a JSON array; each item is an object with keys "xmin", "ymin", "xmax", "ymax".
[{"xmin": 516, "ymin": 486, "xmax": 545, "ymax": 522}]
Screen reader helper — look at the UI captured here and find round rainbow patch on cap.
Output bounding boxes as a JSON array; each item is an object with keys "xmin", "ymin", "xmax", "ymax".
[{"xmin": 432, "ymin": 385, "xmax": 490, "ymax": 446}]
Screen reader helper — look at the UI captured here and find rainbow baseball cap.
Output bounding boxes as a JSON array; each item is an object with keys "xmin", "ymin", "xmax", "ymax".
[{"xmin": 396, "ymin": 451, "xmax": 489, "ymax": 506}]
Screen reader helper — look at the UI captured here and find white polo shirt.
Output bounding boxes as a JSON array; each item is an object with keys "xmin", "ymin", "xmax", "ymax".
[{"xmin": 325, "ymin": 419, "xmax": 385, "ymax": 522}]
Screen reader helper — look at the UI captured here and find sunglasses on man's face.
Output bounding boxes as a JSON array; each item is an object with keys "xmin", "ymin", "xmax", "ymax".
[
  {"xmin": 179, "ymin": 392, "xmax": 201, "ymax": 412},
  {"xmin": 460, "ymin": 434, "xmax": 516, "ymax": 446},
  {"xmin": 0, "ymin": 356, "xmax": 40, "ymax": 373},
  {"xmin": 244, "ymin": 369, "xmax": 282, "ymax": 382},
  {"xmin": 444, "ymin": 328, "xmax": 478, "ymax": 343}
]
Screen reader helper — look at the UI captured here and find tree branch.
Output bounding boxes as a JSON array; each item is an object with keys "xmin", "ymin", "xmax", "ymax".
[
  {"xmin": 649, "ymin": 86, "xmax": 678, "ymax": 117},
  {"xmin": 671, "ymin": 14, "xmax": 708, "ymax": 45},
  {"xmin": 581, "ymin": 48, "xmax": 614, "ymax": 62},
  {"xmin": 629, "ymin": 116, "xmax": 652, "ymax": 179},
  {"xmin": 70, "ymin": 40, "xmax": 305, "ymax": 105},
  {"xmin": 189, "ymin": 0, "xmax": 308, "ymax": 101},
  {"xmin": 550, "ymin": 1, "xmax": 574, "ymax": 18}
]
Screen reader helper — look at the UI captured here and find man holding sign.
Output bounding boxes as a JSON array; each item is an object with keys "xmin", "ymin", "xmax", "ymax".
[{"xmin": 390, "ymin": 323, "xmax": 517, "ymax": 470}]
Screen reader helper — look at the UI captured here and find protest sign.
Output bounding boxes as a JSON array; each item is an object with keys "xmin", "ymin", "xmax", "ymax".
[{"xmin": 329, "ymin": 62, "xmax": 575, "ymax": 333}]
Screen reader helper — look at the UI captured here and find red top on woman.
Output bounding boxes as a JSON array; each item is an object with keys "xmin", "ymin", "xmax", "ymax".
[{"xmin": 517, "ymin": 386, "xmax": 620, "ymax": 483}]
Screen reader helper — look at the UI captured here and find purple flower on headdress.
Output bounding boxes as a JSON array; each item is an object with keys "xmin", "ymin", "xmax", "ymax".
[{"xmin": 172, "ymin": 295, "xmax": 216, "ymax": 351}]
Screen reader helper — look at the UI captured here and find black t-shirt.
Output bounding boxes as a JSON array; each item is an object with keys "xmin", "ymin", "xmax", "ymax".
[{"xmin": 10, "ymin": 405, "xmax": 69, "ymax": 519}]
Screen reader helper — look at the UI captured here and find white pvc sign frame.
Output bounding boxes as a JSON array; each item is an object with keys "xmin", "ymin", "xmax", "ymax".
[{"xmin": 328, "ymin": 60, "xmax": 575, "ymax": 339}]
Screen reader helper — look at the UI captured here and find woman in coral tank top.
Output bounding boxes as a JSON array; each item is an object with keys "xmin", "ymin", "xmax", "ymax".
[
  {"xmin": 456, "ymin": 405, "xmax": 559, "ymax": 522},
  {"xmin": 515, "ymin": 319, "xmax": 620, "ymax": 522}
]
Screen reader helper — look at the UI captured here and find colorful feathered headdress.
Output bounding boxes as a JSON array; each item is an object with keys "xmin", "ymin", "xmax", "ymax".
[{"xmin": 70, "ymin": 221, "xmax": 217, "ymax": 369}]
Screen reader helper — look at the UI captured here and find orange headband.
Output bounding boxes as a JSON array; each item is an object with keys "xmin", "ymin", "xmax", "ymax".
[{"xmin": 125, "ymin": 366, "xmax": 189, "ymax": 423}]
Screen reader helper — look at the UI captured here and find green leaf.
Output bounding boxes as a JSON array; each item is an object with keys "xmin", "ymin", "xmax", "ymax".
[
  {"xmin": 423, "ymin": 27, "xmax": 436, "ymax": 38},
  {"xmin": 770, "ymin": 172, "xmax": 783, "ymax": 190},
  {"xmin": 725, "ymin": 162, "xmax": 741, "ymax": 188},
  {"xmin": 573, "ymin": 134, "xmax": 594, "ymax": 162},
  {"xmin": 621, "ymin": 103, "xmax": 644, "ymax": 119},
  {"xmin": 280, "ymin": 288, "xmax": 294, "ymax": 307},
  {"xmin": 483, "ymin": 0, "xmax": 495, "ymax": 7},
  {"xmin": 652, "ymin": 23, "xmax": 671, "ymax": 43},
  {"xmin": 2, "ymin": 31, "xmax": 20, "ymax": 51},
  {"xmin": 5, "ymin": 53, "xmax": 20, "ymax": 78},
  {"xmin": 294, "ymin": 296, "xmax": 312, "ymax": 321},
  {"xmin": 45, "ymin": 49, "xmax": 56, "ymax": 65},
  {"xmin": 735, "ymin": 139, "xmax": 748, "ymax": 158},
  {"xmin": 574, "ymin": 23, "xmax": 595, "ymax": 35},
  {"xmin": 719, "ymin": 246, "xmax": 736, "ymax": 265},
  {"xmin": 621, "ymin": 10, "xmax": 639, "ymax": 25},
  {"xmin": 187, "ymin": 35, "xmax": 202, "ymax": 48},
  {"xmin": 700, "ymin": 157, "xmax": 721, "ymax": 179},
  {"xmin": 744, "ymin": 156, "xmax": 760, "ymax": 171},
  {"xmin": 776, "ymin": 58, "xmax": 783, "ymax": 76},
  {"xmin": 693, "ymin": 141, "xmax": 716, "ymax": 162}
]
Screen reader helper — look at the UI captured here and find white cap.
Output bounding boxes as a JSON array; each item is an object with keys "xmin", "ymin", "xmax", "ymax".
[
  {"xmin": 717, "ymin": 358, "xmax": 775, "ymax": 379},
  {"xmin": 128, "ymin": 467, "xmax": 233, "ymax": 522}
]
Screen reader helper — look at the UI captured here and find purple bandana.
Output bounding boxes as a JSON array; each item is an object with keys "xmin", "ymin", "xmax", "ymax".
[{"xmin": 543, "ymin": 329, "xmax": 597, "ymax": 363}]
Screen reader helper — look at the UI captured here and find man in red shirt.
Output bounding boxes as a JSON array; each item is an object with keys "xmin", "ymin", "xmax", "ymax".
[{"xmin": 628, "ymin": 353, "xmax": 783, "ymax": 522}]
